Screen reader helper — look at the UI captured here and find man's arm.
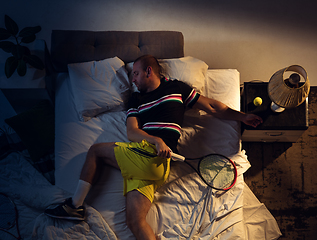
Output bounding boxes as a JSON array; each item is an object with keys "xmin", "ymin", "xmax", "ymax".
[
  {"xmin": 126, "ymin": 116, "xmax": 171, "ymax": 157},
  {"xmin": 194, "ymin": 95, "xmax": 263, "ymax": 128}
]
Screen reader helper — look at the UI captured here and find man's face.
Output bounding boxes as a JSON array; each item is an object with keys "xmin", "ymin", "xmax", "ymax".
[{"xmin": 132, "ymin": 61, "xmax": 149, "ymax": 92}]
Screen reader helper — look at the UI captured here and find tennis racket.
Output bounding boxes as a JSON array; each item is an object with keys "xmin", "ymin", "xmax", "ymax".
[
  {"xmin": 0, "ymin": 193, "xmax": 21, "ymax": 240},
  {"xmin": 171, "ymin": 152, "xmax": 237, "ymax": 191}
]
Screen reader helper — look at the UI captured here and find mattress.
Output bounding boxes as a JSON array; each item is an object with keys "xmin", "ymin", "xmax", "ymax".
[{"xmin": 51, "ymin": 67, "xmax": 281, "ymax": 239}]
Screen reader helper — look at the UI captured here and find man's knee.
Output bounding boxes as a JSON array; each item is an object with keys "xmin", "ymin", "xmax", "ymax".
[
  {"xmin": 87, "ymin": 143, "xmax": 97, "ymax": 155},
  {"xmin": 87, "ymin": 143, "xmax": 105, "ymax": 157},
  {"xmin": 88, "ymin": 142, "xmax": 112, "ymax": 153},
  {"xmin": 87, "ymin": 142, "xmax": 119, "ymax": 168}
]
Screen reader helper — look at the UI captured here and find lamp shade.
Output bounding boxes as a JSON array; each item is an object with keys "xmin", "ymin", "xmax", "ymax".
[{"xmin": 268, "ymin": 65, "xmax": 310, "ymax": 109}]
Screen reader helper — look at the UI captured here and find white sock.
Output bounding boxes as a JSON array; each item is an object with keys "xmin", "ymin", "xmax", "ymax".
[{"xmin": 72, "ymin": 180, "xmax": 92, "ymax": 208}]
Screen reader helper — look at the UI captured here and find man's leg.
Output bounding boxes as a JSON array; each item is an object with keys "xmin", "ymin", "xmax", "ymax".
[
  {"xmin": 45, "ymin": 142, "xmax": 118, "ymax": 219},
  {"xmin": 71, "ymin": 142, "xmax": 119, "ymax": 207},
  {"xmin": 126, "ymin": 190, "xmax": 156, "ymax": 240},
  {"xmin": 79, "ymin": 142, "xmax": 119, "ymax": 184}
]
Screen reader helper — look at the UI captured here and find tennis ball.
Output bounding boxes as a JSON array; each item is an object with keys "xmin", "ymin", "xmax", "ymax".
[{"xmin": 253, "ymin": 97, "xmax": 262, "ymax": 106}]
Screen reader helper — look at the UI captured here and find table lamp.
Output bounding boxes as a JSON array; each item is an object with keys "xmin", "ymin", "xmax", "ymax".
[{"xmin": 268, "ymin": 65, "xmax": 310, "ymax": 112}]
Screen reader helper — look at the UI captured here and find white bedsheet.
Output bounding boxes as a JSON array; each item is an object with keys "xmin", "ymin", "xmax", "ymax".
[
  {"xmin": 50, "ymin": 69, "xmax": 281, "ymax": 239},
  {"xmin": 0, "ymin": 152, "xmax": 280, "ymax": 240}
]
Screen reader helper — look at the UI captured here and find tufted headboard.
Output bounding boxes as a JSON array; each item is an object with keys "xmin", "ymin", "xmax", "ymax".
[{"xmin": 50, "ymin": 30, "xmax": 184, "ymax": 72}]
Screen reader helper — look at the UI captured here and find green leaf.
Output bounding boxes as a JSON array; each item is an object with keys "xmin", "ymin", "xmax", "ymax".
[
  {"xmin": 4, "ymin": 15, "xmax": 19, "ymax": 36},
  {"xmin": 22, "ymin": 46, "xmax": 31, "ymax": 56},
  {"xmin": 19, "ymin": 26, "xmax": 41, "ymax": 37},
  {"xmin": 24, "ymin": 54, "xmax": 44, "ymax": 70},
  {"xmin": 0, "ymin": 41, "xmax": 15, "ymax": 53},
  {"xmin": 21, "ymin": 34, "xmax": 36, "ymax": 43},
  {"xmin": 5, "ymin": 56, "xmax": 18, "ymax": 78},
  {"xmin": 0, "ymin": 27, "xmax": 11, "ymax": 40},
  {"xmin": 17, "ymin": 59, "xmax": 27, "ymax": 76},
  {"xmin": 11, "ymin": 44, "xmax": 25, "ymax": 59}
]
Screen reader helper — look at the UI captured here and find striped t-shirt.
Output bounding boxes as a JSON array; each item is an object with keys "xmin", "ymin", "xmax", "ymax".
[{"xmin": 127, "ymin": 78, "xmax": 200, "ymax": 152}]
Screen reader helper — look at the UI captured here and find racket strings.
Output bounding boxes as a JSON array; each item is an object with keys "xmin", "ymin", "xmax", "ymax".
[{"xmin": 199, "ymin": 155, "xmax": 236, "ymax": 190}]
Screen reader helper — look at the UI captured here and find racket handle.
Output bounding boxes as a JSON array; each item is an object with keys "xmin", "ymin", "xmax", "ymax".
[{"xmin": 171, "ymin": 152, "xmax": 185, "ymax": 161}]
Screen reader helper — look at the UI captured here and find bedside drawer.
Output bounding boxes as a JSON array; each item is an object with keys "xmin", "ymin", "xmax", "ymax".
[
  {"xmin": 242, "ymin": 129, "xmax": 306, "ymax": 142},
  {"xmin": 241, "ymin": 82, "xmax": 308, "ymax": 142}
]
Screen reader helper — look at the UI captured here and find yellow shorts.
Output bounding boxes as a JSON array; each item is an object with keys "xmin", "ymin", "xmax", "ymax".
[{"xmin": 114, "ymin": 140, "xmax": 170, "ymax": 202}]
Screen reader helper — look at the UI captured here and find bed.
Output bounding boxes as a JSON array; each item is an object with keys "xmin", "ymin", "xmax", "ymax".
[{"xmin": 0, "ymin": 30, "xmax": 282, "ymax": 240}]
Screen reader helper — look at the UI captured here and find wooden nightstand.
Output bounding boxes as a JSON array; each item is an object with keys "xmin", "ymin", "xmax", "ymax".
[{"xmin": 241, "ymin": 82, "xmax": 309, "ymax": 142}]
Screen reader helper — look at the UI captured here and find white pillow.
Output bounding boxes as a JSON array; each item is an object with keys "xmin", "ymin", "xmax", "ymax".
[
  {"xmin": 126, "ymin": 56, "xmax": 208, "ymax": 93},
  {"xmin": 68, "ymin": 57, "xmax": 131, "ymax": 122},
  {"xmin": 204, "ymin": 69, "xmax": 240, "ymax": 111},
  {"xmin": 159, "ymin": 56, "xmax": 208, "ymax": 94}
]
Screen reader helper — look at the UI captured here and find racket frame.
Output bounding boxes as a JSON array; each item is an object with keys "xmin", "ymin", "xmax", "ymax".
[
  {"xmin": 197, "ymin": 154, "xmax": 237, "ymax": 191},
  {"xmin": 171, "ymin": 153, "xmax": 238, "ymax": 191}
]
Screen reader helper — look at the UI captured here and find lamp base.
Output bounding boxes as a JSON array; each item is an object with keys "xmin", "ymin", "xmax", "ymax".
[{"xmin": 271, "ymin": 102, "xmax": 285, "ymax": 112}]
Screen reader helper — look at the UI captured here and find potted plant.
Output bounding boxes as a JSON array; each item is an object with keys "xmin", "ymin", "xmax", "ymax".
[{"xmin": 0, "ymin": 15, "xmax": 44, "ymax": 78}]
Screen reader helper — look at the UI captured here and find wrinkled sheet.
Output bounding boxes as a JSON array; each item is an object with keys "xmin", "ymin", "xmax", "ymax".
[
  {"xmin": 0, "ymin": 151, "xmax": 281, "ymax": 240},
  {"xmin": 51, "ymin": 70, "xmax": 281, "ymax": 239},
  {"xmin": 0, "ymin": 152, "xmax": 117, "ymax": 240}
]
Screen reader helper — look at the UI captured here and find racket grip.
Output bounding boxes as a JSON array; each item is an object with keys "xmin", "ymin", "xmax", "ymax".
[{"xmin": 171, "ymin": 152, "xmax": 185, "ymax": 161}]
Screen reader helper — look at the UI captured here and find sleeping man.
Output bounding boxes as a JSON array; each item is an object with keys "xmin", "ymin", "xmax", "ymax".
[{"xmin": 45, "ymin": 55, "xmax": 262, "ymax": 240}]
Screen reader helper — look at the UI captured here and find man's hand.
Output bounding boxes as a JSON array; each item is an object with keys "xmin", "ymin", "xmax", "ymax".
[
  {"xmin": 153, "ymin": 137, "xmax": 171, "ymax": 158},
  {"xmin": 127, "ymin": 117, "xmax": 171, "ymax": 158},
  {"xmin": 242, "ymin": 114, "xmax": 263, "ymax": 128}
]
